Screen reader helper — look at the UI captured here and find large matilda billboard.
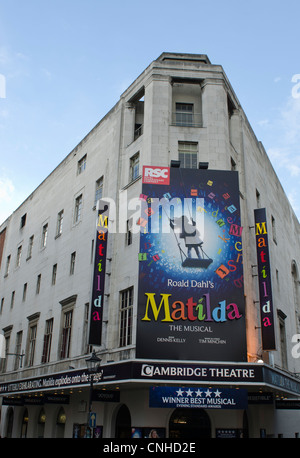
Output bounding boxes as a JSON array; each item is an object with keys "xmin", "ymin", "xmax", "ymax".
[{"xmin": 136, "ymin": 166, "xmax": 247, "ymax": 362}]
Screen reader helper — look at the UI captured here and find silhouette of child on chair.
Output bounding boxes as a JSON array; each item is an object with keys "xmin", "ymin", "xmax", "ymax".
[
  {"xmin": 170, "ymin": 216, "xmax": 212, "ymax": 268},
  {"xmin": 170, "ymin": 215, "xmax": 203, "ymax": 259}
]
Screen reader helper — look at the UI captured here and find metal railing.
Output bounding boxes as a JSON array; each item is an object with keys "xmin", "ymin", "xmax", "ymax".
[
  {"xmin": 134, "ymin": 124, "xmax": 143, "ymax": 140},
  {"xmin": 171, "ymin": 112, "xmax": 202, "ymax": 127}
]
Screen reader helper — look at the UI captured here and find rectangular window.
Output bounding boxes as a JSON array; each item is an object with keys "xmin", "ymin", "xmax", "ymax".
[
  {"xmin": 0, "ymin": 228, "xmax": 6, "ymax": 272},
  {"xmin": 276, "ymin": 269, "xmax": 280, "ymax": 292},
  {"xmin": 20, "ymin": 213, "xmax": 27, "ymax": 229},
  {"xmin": 22, "ymin": 283, "xmax": 27, "ymax": 301},
  {"xmin": 130, "ymin": 153, "xmax": 140, "ymax": 181},
  {"xmin": 56, "ymin": 210, "xmax": 64, "ymax": 237},
  {"xmin": 77, "ymin": 154, "xmax": 87, "ymax": 175},
  {"xmin": 16, "ymin": 245, "xmax": 22, "ymax": 267},
  {"xmin": 231, "ymin": 157, "xmax": 237, "ymax": 171},
  {"xmin": 271, "ymin": 215, "xmax": 277, "ymax": 244},
  {"xmin": 178, "ymin": 142, "xmax": 198, "ymax": 169},
  {"xmin": 83, "ymin": 303, "xmax": 92, "ymax": 355},
  {"xmin": 10, "ymin": 291, "xmax": 15, "ymax": 309},
  {"xmin": 256, "ymin": 189, "xmax": 261, "ymax": 208},
  {"xmin": 175, "ymin": 103, "xmax": 194, "ymax": 126},
  {"xmin": 27, "ymin": 324, "xmax": 37, "ymax": 367},
  {"xmin": 4, "ymin": 255, "xmax": 11, "ymax": 276},
  {"xmin": 0, "ymin": 297, "xmax": 4, "ymax": 314},
  {"xmin": 119, "ymin": 287, "xmax": 133, "ymax": 347},
  {"xmin": 278, "ymin": 310, "xmax": 288, "ymax": 370},
  {"xmin": 14, "ymin": 331, "xmax": 23, "ymax": 370},
  {"xmin": 41, "ymin": 318, "xmax": 53, "ymax": 364},
  {"xmin": 90, "ymin": 239, "xmax": 94, "ymax": 264},
  {"xmin": 36, "ymin": 274, "xmax": 41, "ymax": 294},
  {"xmin": 95, "ymin": 177, "xmax": 103, "ymax": 205},
  {"xmin": 0, "ymin": 335, "xmax": 10, "ymax": 372},
  {"xmin": 52, "ymin": 264, "xmax": 57, "ymax": 285},
  {"xmin": 27, "ymin": 235, "xmax": 34, "ymax": 260},
  {"xmin": 70, "ymin": 252, "xmax": 76, "ymax": 275},
  {"xmin": 60, "ymin": 310, "xmax": 73, "ymax": 359},
  {"xmin": 41, "ymin": 223, "xmax": 48, "ymax": 248},
  {"xmin": 74, "ymin": 194, "xmax": 83, "ymax": 223},
  {"xmin": 126, "ymin": 219, "xmax": 132, "ymax": 246},
  {"xmin": 133, "ymin": 93, "xmax": 144, "ymax": 140}
]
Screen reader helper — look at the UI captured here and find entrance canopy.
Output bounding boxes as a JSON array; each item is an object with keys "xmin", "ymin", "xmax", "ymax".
[{"xmin": 1, "ymin": 360, "xmax": 300, "ymax": 399}]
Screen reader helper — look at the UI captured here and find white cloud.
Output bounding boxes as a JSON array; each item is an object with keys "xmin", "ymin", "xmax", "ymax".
[
  {"xmin": 41, "ymin": 68, "xmax": 53, "ymax": 81},
  {"xmin": 263, "ymin": 93, "xmax": 300, "ymax": 220},
  {"xmin": 258, "ymin": 118, "xmax": 269, "ymax": 127},
  {"xmin": 282, "ymin": 97, "xmax": 300, "ymax": 143},
  {"xmin": 286, "ymin": 163, "xmax": 300, "ymax": 177},
  {"xmin": 0, "ymin": 176, "xmax": 14, "ymax": 200},
  {"xmin": 266, "ymin": 95, "xmax": 300, "ymax": 161},
  {"xmin": 267, "ymin": 144, "xmax": 300, "ymax": 177},
  {"xmin": 0, "ymin": 109, "xmax": 9, "ymax": 119},
  {"xmin": 0, "ymin": 46, "xmax": 10, "ymax": 66},
  {"xmin": 287, "ymin": 189, "xmax": 300, "ymax": 216}
]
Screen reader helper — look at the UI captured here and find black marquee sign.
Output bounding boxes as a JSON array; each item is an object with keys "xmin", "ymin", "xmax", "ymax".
[
  {"xmin": 254, "ymin": 208, "xmax": 276, "ymax": 350},
  {"xmin": 89, "ymin": 203, "xmax": 109, "ymax": 346},
  {"xmin": 1, "ymin": 361, "xmax": 300, "ymax": 396}
]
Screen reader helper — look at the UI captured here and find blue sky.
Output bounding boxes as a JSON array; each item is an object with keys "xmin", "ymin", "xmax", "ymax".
[{"xmin": 0, "ymin": 0, "xmax": 300, "ymax": 224}]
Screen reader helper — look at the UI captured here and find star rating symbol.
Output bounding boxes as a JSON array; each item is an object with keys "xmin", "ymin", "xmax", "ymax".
[
  {"xmin": 174, "ymin": 387, "xmax": 222, "ymax": 399},
  {"xmin": 176, "ymin": 388, "xmax": 184, "ymax": 396}
]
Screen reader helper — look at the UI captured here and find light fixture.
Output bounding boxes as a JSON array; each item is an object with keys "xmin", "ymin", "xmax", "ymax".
[
  {"xmin": 85, "ymin": 350, "xmax": 101, "ymax": 373},
  {"xmin": 170, "ymin": 160, "xmax": 181, "ymax": 168}
]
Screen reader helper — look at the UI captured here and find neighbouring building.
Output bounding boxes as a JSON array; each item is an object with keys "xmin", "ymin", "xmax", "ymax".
[{"xmin": 1, "ymin": 52, "xmax": 300, "ymax": 439}]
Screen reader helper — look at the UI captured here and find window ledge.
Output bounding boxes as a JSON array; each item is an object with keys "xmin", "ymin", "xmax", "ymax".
[
  {"xmin": 122, "ymin": 175, "xmax": 141, "ymax": 191},
  {"xmin": 170, "ymin": 123, "xmax": 204, "ymax": 128}
]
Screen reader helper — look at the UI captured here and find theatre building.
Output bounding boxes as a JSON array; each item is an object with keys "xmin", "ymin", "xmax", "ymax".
[{"xmin": 1, "ymin": 52, "xmax": 300, "ymax": 439}]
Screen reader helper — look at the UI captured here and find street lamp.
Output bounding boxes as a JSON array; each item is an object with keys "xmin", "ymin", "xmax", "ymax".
[
  {"xmin": 86, "ymin": 350, "xmax": 101, "ymax": 372},
  {"xmin": 85, "ymin": 350, "xmax": 101, "ymax": 437}
]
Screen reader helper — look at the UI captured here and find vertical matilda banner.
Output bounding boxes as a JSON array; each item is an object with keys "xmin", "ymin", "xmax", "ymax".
[
  {"xmin": 89, "ymin": 202, "xmax": 109, "ymax": 346},
  {"xmin": 254, "ymin": 208, "xmax": 276, "ymax": 350},
  {"xmin": 136, "ymin": 166, "xmax": 247, "ymax": 362}
]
